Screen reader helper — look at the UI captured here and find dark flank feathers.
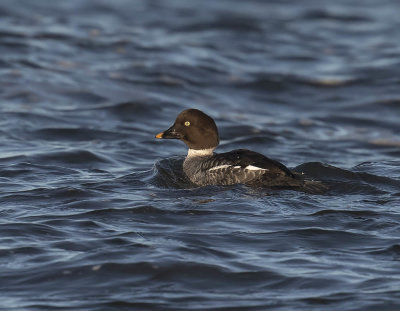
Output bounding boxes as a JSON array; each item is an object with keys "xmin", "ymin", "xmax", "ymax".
[{"xmin": 212, "ymin": 149, "xmax": 295, "ymax": 178}]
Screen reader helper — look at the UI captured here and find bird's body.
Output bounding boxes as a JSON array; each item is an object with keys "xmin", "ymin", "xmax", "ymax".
[{"xmin": 183, "ymin": 148, "xmax": 298, "ymax": 187}]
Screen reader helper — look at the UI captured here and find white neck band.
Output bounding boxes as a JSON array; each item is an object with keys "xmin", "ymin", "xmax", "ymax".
[{"xmin": 187, "ymin": 148, "xmax": 215, "ymax": 157}]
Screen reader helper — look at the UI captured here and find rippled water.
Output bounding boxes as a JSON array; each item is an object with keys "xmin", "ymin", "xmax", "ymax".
[{"xmin": 1, "ymin": 0, "xmax": 400, "ymax": 310}]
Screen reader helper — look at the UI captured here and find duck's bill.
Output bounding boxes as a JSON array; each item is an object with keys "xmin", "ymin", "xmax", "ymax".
[
  {"xmin": 155, "ymin": 132, "xmax": 164, "ymax": 138},
  {"xmin": 155, "ymin": 126, "xmax": 182, "ymax": 139}
]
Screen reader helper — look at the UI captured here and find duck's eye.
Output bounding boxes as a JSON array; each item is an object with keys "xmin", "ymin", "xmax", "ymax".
[{"xmin": 184, "ymin": 121, "xmax": 190, "ymax": 127}]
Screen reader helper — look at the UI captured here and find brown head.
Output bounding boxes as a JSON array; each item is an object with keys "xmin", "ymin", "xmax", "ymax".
[{"xmin": 155, "ymin": 109, "xmax": 219, "ymax": 150}]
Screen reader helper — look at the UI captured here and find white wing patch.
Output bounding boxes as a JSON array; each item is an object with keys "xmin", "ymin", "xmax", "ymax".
[
  {"xmin": 208, "ymin": 165, "xmax": 231, "ymax": 172},
  {"xmin": 208, "ymin": 165, "xmax": 268, "ymax": 172},
  {"xmin": 244, "ymin": 165, "xmax": 268, "ymax": 171}
]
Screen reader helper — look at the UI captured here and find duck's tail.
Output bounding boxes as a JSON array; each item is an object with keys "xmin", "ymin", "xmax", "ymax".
[{"xmin": 253, "ymin": 172, "xmax": 328, "ymax": 194}]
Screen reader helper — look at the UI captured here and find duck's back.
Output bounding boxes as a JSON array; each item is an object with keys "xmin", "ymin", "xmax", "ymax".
[{"xmin": 183, "ymin": 149, "xmax": 298, "ymax": 186}]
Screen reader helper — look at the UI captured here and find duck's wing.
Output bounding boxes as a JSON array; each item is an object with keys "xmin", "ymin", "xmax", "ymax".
[{"xmin": 211, "ymin": 149, "xmax": 295, "ymax": 178}]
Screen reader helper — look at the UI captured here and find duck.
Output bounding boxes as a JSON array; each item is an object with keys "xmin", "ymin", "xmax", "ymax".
[{"xmin": 155, "ymin": 109, "xmax": 325, "ymax": 192}]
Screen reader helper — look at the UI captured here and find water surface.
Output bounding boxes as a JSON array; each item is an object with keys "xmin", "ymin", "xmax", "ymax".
[{"xmin": 1, "ymin": 0, "xmax": 400, "ymax": 310}]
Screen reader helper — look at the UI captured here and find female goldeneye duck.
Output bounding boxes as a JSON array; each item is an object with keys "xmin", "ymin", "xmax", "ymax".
[{"xmin": 155, "ymin": 108, "xmax": 319, "ymax": 190}]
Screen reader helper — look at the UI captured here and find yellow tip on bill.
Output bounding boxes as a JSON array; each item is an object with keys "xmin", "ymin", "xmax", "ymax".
[{"xmin": 155, "ymin": 132, "xmax": 164, "ymax": 139}]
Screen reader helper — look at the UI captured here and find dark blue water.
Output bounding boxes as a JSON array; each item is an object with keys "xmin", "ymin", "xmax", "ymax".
[{"xmin": 1, "ymin": 0, "xmax": 400, "ymax": 310}]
